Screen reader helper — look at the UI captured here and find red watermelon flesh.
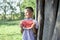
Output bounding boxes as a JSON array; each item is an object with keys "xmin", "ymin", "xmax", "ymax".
[{"xmin": 22, "ymin": 20, "xmax": 33, "ymax": 28}]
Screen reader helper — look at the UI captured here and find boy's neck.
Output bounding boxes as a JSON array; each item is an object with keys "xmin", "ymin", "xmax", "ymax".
[
  {"xmin": 27, "ymin": 18, "xmax": 30, "ymax": 19},
  {"xmin": 25, "ymin": 17, "xmax": 32, "ymax": 19}
]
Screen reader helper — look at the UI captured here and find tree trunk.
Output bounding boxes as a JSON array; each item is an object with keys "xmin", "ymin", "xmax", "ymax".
[
  {"xmin": 35, "ymin": 0, "xmax": 38, "ymax": 20},
  {"xmin": 48, "ymin": 0, "xmax": 59, "ymax": 40},
  {"xmin": 37, "ymin": 0, "xmax": 45, "ymax": 40}
]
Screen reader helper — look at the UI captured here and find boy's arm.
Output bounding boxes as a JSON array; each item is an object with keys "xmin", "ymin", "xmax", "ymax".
[
  {"xmin": 32, "ymin": 20, "xmax": 39, "ymax": 37},
  {"xmin": 20, "ymin": 20, "xmax": 24, "ymax": 33}
]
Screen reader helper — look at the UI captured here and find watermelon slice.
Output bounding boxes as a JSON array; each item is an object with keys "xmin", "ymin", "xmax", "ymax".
[{"xmin": 22, "ymin": 20, "xmax": 33, "ymax": 28}]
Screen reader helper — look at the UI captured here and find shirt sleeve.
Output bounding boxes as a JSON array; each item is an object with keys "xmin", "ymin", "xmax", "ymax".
[{"xmin": 33, "ymin": 20, "xmax": 39, "ymax": 29}]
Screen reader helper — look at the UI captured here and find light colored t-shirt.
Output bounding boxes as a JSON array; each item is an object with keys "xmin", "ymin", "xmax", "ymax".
[{"xmin": 22, "ymin": 18, "xmax": 39, "ymax": 40}]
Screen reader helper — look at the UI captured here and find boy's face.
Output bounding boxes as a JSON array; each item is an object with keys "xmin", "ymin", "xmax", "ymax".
[{"xmin": 24, "ymin": 9, "xmax": 33, "ymax": 18}]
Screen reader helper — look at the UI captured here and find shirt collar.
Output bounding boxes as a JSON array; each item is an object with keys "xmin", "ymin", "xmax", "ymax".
[{"xmin": 24, "ymin": 18, "xmax": 33, "ymax": 20}]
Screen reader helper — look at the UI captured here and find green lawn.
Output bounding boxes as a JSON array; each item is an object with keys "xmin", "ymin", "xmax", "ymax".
[{"xmin": 0, "ymin": 20, "xmax": 22, "ymax": 40}]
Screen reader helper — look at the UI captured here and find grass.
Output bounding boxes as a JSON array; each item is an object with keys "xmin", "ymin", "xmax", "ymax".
[{"xmin": 0, "ymin": 20, "xmax": 22, "ymax": 40}]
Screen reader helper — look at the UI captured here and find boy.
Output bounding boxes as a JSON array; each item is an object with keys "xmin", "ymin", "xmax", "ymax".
[{"xmin": 20, "ymin": 7, "xmax": 38, "ymax": 40}]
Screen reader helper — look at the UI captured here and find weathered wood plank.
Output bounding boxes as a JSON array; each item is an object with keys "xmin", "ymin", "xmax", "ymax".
[
  {"xmin": 52, "ymin": 0, "xmax": 60, "ymax": 40},
  {"xmin": 42, "ymin": 0, "xmax": 53, "ymax": 40},
  {"xmin": 37, "ymin": 0, "xmax": 45, "ymax": 40},
  {"xmin": 42, "ymin": 0, "xmax": 59, "ymax": 40},
  {"xmin": 48, "ymin": 0, "xmax": 59, "ymax": 40},
  {"xmin": 35, "ymin": 0, "xmax": 38, "ymax": 20},
  {"xmin": 36, "ymin": 0, "xmax": 59, "ymax": 40}
]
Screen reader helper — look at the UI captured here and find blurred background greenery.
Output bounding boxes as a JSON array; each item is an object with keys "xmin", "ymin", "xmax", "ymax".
[{"xmin": 0, "ymin": 0, "xmax": 36, "ymax": 40}]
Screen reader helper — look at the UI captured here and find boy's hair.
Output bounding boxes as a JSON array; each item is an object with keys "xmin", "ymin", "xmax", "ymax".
[{"xmin": 25, "ymin": 7, "xmax": 34, "ymax": 12}]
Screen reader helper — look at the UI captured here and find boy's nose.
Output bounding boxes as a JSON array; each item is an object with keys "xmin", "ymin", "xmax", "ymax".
[{"xmin": 26, "ymin": 13, "xmax": 30, "ymax": 15}]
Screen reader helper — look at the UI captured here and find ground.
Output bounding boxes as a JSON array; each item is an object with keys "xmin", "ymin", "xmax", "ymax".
[{"xmin": 0, "ymin": 20, "xmax": 22, "ymax": 40}]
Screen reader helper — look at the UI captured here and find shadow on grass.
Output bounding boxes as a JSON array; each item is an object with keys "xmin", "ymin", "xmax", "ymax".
[
  {"xmin": 0, "ymin": 33, "xmax": 22, "ymax": 36},
  {"xmin": 0, "ymin": 20, "xmax": 20, "ymax": 26}
]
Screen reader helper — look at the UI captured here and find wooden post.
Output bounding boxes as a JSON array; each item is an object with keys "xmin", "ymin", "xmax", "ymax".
[
  {"xmin": 37, "ymin": 0, "xmax": 45, "ymax": 40},
  {"xmin": 48, "ymin": 0, "xmax": 59, "ymax": 40},
  {"xmin": 35, "ymin": 0, "xmax": 38, "ymax": 20}
]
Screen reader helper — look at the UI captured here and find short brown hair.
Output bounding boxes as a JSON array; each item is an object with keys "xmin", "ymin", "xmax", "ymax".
[{"xmin": 25, "ymin": 7, "xmax": 34, "ymax": 12}]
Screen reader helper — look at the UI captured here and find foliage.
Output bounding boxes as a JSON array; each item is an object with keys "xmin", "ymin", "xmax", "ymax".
[
  {"xmin": 20, "ymin": 0, "xmax": 36, "ymax": 19},
  {"xmin": 19, "ymin": 12, "xmax": 24, "ymax": 20},
  {"xmin": 0, "ymin": 0, "xmax": 20, "ymax": 20},
  {"xmin": 20, "ymin": 0, "xmax": 36, "ymax": 13},
  {"xmin": 0, "ymin": 0, "xmax": 36, "ymax": 20}
]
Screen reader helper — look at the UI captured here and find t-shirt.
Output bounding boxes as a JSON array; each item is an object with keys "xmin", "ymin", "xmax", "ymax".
[{"xmin": 21, "ymin": 18, "xmax": 39, "ymax": 40}]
